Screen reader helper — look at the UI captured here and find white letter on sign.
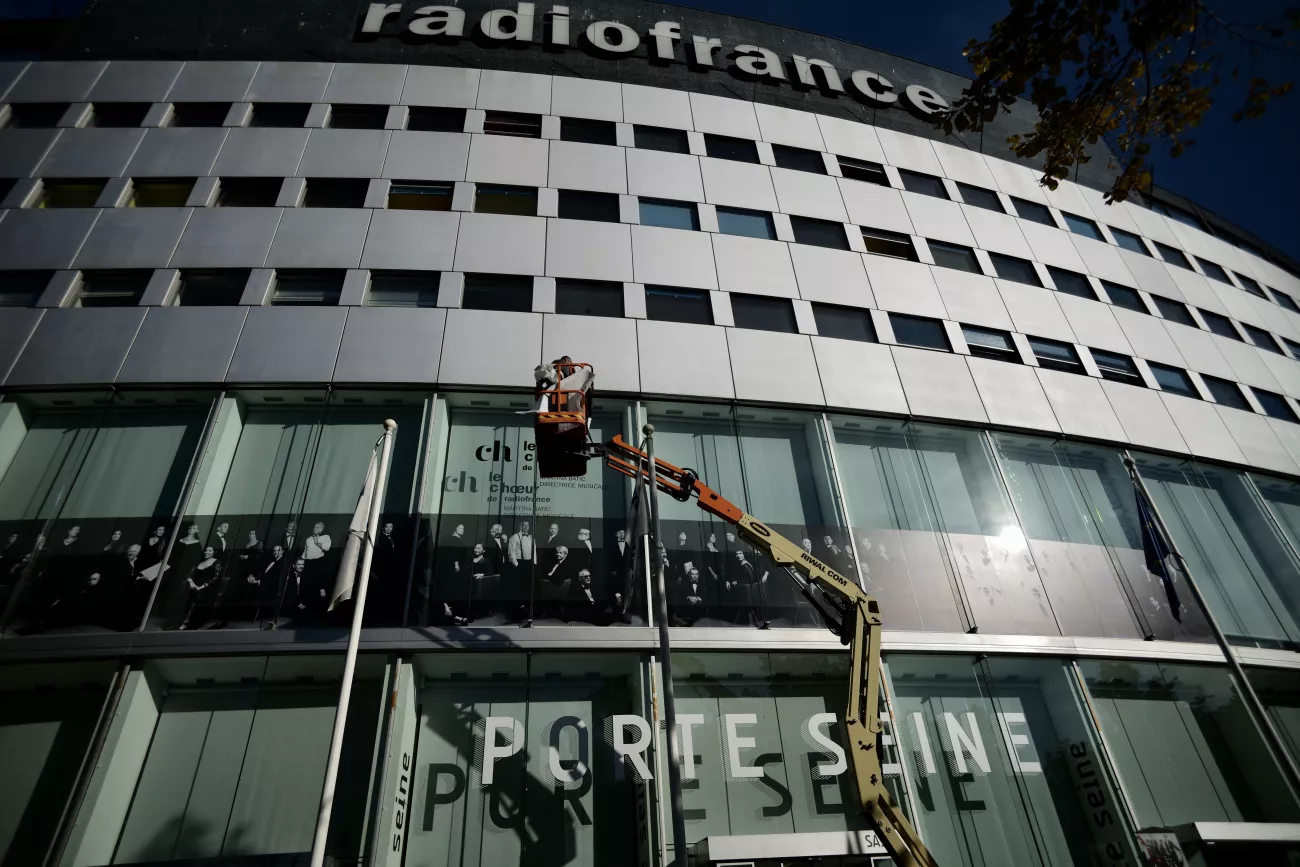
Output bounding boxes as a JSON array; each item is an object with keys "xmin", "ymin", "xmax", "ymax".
[
  {"xmin": 724, "ymin": 713, "xmax": 764, "ymax": 779},
  {"xmin": 612, "ymin": 714, "xmax": 653, "ymax": 781},
  {"xmin": 481, "ymin": 716, "xmax": 524, "ymax": 785},
  {"xmin": 807, "ymin": 712, "xmax": 847, "ymax": 778}
]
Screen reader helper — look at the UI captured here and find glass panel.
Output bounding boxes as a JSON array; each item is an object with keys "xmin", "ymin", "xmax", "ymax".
[
  {"xmin": 0, "ymin": 393, "xmax": 211, "ymax": 636},
  {"xmin": 889, "ymin": 654, "xmax": 1137, "ymax": 867},
  {"xmin": 1134, "ymin": 452, "xmax": 1300, "ymax": 646},
  {"xmin": 406, "ymin": 652, "xmax": 647, "ymax": 867},
  {"xmin": 1250, "ymin": 666, "xmax": 1300, "ymax": 767},
  {"xmin": 715, "ymin": 207, "xmax": 775, "ymax": 240},
  {"xmin": 1080, "ymin": 659, "xmax": 1300, "ymax": 826},
  {"xmin": 638, "ymin": 199, "xmax": 698, "ymax": 231}
]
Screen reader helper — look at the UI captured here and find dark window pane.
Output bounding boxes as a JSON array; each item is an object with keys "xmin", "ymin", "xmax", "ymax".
[
  {"xmin": 989, "ymin": 252, "xmax": 1041, "ymax": 286},
  {"xmin": 303, "ymin": 178, "xmax": 368, "ymax": 208},
  {"xmin": 1272, "ymin": 289, "xmax": 1300, "ymax": 312},
  {"xmin": 0, "ymin": 270, "xmax": 53, "ymax": 306},
  {"xmin": 962, "ymin": 325, "xmax": 1018, "ymax": 361},
  {"xmin": 790, "ymin": 216, "xmax": 848, "ymax": 250},
  {"xmin": 463, "ymin": 273, "xmax": 533, "ymax": 312},
  {"xmin": 367, "ymin": 270, "xmax": 439, "ymax": 307},
  {"xmin": 37, "ymin": 179, "xmax": 105, "ymax": 208},
  {"xmin": 634, "ymin": 125, "xmax": 689, "ymax": 153},
  {"xmin": 388, "ymin": 181, "xmax": 453, "ymax": 211},
  {"xmin": 249, "ymin": 103, "xmax": 310, "ymax": 127},
  {"xmin": 812, "ymin": 303, "xmax": 876, "ymax": 342},
  {"xmin": 730, "ymin": 294, "xmax": 796, "ymax": 333},
  {"xmin": 862, "ymin": 228, "xmax": 917, "ymax": 260},
  {"xmin": 175, "ymin": 269, "xmax": 249, "ymax": 306},
  {"xmin": 1102, "ymin": 281, "xmax": 1147, "ymax": 313},
  {"xmin": 75, "ymin": 270, "xmax": 151, "ymax": 307},
  {"xmin": 898, "ymin": 169, "xmax": 947, "ymax": 199},
  {"xmin": 837, "ymin": 157, "xmax": 888, "ymax": 185},
  {"xmin": 1199, "ymin": 309, "xmax": 1241, "ymax": 340},
  {"xmin": 483, "ymin": 111, "xmax": 541, "ymax": 138},
  {"xmin": 1061, "ymin": 212, "xmax": 1104, "ymax": 241},
  {"xmin": 1148, "ymin": 362, "xmax": 1198, "ymax": 398},
  {"xmin": 1234, "ymin": 272, "xmax": 1265, "ymax": 296},
  {"xmin": 555, "ymin": 279, "xmax": 623, "ymax": 317},
  {"xmin": 928, "ymin": 240, "xmax": 981, "ymax": 273},
  {"xmin": 639, "ymin": 198, "xmax": 698, "ymax": 231},
  {"xmin": 704, "ymin": 133, "xmax": 758, "ymax": 163},
  {"xmin": 1151, "ymin": 295, "xmax": 1196, "ymax": 327},
  {"xmin": 270, "ymin": 270, "xmax": 344, "ymax": 306},
  {"xmin": 1011, "ymin": 197, "xmax": 1055, "ymax": 226},
  {"xmin": 557, "ymin": 189, "xmax": 619, "ymax": 222},
  {"xmin": 1242, "ymin": 323, "xmax": 1283, "ymax": 353},
  {"xmin": 890, "ymin": 313, "xmax": 949, "ymax": 350},
  {"xmin": 216, "ymin": 177, "xmax": 280, "ymax": 207},
  {"xmin": 1047, "ymin": 266, "xmax": 1096, "ymax": 300},
  {"xmin": 1195, "ymin": 256, "xmax": 1231, "ymax": 283},
  {"xmin": 1254, "ymin": 388, "xmax": 1299, "ymax": 422},
  {"xmin": 5, "ymin": 102, "xmax": 69, "ymax": 127},
  {"xmin": 715, "ymin": 207, "xmax": 774, "ymax": 240},
  {"xmin": 475, "ymin": 184, "xmax": 537, "ymax": 216},
  {"xmin": 0, "ymin": 178, "xmax": 13, "ymax": 202},
  {"xmin": 1091, "ymin": 349, "xmax": 1142, "ymax": 384},
  {"xmin": 1110, "ymin": 227, "xmax": 1149, "ymax": 256},
  {"xmin": 170, "ymin": 102, "xmax": 230, "ymax": 127},
  {"xmin": 561, "ymin": 117, "xmax": 616, "ymax": 146},
  {"xmin": 1150, "ymin": 200, "xmax": 1206, "ymax": 231},
  {"xmin": 88, "ymin": 102, "xmax": 150, "ymax": 128},
  {"xmin": 645, "ymin": 285, "xmax": 712, "ymax": 324},
  {"xmin": 1028, "ymin": 336, "xmax": 1081, "ymax": 371},
  {"xmin": 1153, "ymin": 241, "xmax": 1192, "ymax": 270},
  {"xmin": 329, "ymin": 104, "xmax": 387, "ymax": 129},
  {"xmin": 956, "ymin": 183, "xmax": 1003, "ymax": 212},
  {"xmin": 407, "ymin": 107, "xmax": 465, "ymax": 132},
  {"xmin": 771, "ymin": 144, "xmax": 825, "ymax": 174},
  {"xmin": 130, "ymin": 178, "xmax": 194, "ymax": 207},
  {"xmin": 1202, "ymin": 375, "xmax": 1250, "ymax": 410},
  {"xmin": 1283, "ymin": 337, "xmax": 1300, "ymax": 360}
]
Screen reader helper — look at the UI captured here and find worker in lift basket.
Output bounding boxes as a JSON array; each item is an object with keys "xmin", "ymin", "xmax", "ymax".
[{"xmin": 528, "ymin": 355, "xmax": 594, "ymax": 413}]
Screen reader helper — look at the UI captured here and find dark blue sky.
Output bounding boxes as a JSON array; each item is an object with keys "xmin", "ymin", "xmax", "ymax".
[{"xmin": 672, "ymin": 0, "xmax": 1300, "ymax": 263}]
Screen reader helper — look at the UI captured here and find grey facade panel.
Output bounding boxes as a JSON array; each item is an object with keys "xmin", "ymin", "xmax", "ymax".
[
  {"xmin": 211, "ymin": 128, "xmax": 310, "ymax": 177},
  {"xmin": 0, "ymin": 208, "xmax": 100, "ymax": 270},
  {"xmin": 169, "ymin": 208, "xmax": 282, "ymax": 268},
  {"xmin": 87, "ymin": 59, "xmax": 184, "ymax": 101},
  {"xmin": 165, "ymin": 60, "xmax": 259, "ymax": 102},
  {"xmin": 0, "ymin": 308, "xmax": 44, "ymax": 384},
  {"xmin": 73, "ymin": 207, "xmax": 193, "ymax": 269},
  {"xmin": 5, "ymin": 307, "xmax": 145, "ymax": 386},
  {"xmin": 225, "ymin": 306, "xmax": 348, "ymax": 383},
  {"xmin": 35, "ymin": 128, "xmax": 147, "ymax": 178},
  {"xmin": 332, "ymin": 307, "xmax": 445, "ymax": 384},
  {"xmin": 0, "ymin": 128, "xmax": 62, "ymax": 178},
  {"xmin": 125, "ymin": 128, "xmax": 230, "ymax": 177},
  {"xmin": 116, "ymin": 306, "xmax": 248, "ymax": 384},
  {"xmin": 265, "ymin": 208, "xmax": 372, "ymax": 269},
  {"xmin": 6, "ymin": 60, "xmax": 105, "ymax": 102}
]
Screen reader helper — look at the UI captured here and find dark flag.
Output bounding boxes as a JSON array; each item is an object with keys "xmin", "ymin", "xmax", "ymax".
[{"xmin": 1135, "ymin": 485, "xmax": 1183, "ymax": 622}]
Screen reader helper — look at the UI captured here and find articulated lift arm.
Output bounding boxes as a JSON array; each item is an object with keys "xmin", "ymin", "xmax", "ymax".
[{"xmin": 601, "ymin": 434, "xmax": 939, "ymax": 867}]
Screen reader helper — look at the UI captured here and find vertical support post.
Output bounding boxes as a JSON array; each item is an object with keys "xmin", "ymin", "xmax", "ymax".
[{"xmin": 644, "ymin": 424, "xmax": 689, "ymax": 866}]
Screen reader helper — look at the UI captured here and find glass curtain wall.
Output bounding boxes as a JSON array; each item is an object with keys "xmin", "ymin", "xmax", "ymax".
[
  {"xmin": 147, "ymin": 390, "xmax": 427, "ymax": 631},
  {"xmin": 0, "ymin": 392, "xmax": 211, "ymax": 636},
  {"xmin": 1249, "ymin": 666, "xmax": 1300, "ymax": 767}
]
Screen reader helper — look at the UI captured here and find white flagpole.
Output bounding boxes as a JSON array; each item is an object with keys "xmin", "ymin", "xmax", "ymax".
[{"xmin": 310, "ymin": 419, "xmax": 397, "ymax": 867}]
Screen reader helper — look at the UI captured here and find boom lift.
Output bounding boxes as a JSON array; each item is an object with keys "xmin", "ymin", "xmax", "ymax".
[{"xmin": 529, "ymin": 370, "xmax": 940, "ymax": 867}]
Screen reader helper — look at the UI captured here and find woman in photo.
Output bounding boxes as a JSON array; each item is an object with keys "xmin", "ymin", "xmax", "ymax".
[
  {"xmin": 138, "ymin": 524, "xmax": 168, "ymax": 574},
  {"xmin": 181, "ymin": 546, "xmax": 221, "ymax": 629},
  {"xmin": 160, "ymin": 523, "xmax": 203, "ymax": 629}
]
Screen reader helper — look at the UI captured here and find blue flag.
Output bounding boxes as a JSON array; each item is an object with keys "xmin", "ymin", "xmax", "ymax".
[{"xmin": 1135, "ymin": 486, "xmax": 1183, "ymax": 623}]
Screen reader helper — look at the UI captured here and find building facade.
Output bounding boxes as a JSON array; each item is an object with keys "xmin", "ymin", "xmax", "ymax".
[{"xmin": 3, "ymin": 1, "xmax": 1300, "ymax": 866}]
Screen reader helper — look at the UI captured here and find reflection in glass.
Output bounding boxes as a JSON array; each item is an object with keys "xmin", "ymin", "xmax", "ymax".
[
  {"xmin": 1080, "ymin": 659, "xmax": 1300, "ymax": 826},
  {"xmin": 1250, "ymin": 666, "xmax": 1300, "ymax": 768}
]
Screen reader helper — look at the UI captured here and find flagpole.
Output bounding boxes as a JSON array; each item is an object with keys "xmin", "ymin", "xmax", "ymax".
[
  {"xmin": 1123, "ymin": 452, "xmax": 1300, "ymax": 803},
  {"xmin": 310, "ymin": 420, "xmax": 397, "ymax": 867}
]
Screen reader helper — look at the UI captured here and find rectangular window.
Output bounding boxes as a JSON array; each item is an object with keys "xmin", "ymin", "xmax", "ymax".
[
  {"xmin": 1243, "ymin": 323, "xmax": 1284, "ymax": 353},
  {"xmin": 790, "ymin": 216, "xmax": 848, "ymax": 250},
  {"xmin": 462, "ymin": 273, "xmax": 533, "ymax": 312},
  {"xmin": 387, "ymin": 180, "xmax": 453, "ymax": 211},
  {"xmin": 328, "ymin": 103, "xmax": 388, "ymax": 129},
  {"xmin": 216, "ymin": 177, "xmax": 281, "ymax": 207},
  {"xmin": 1091, "ymin": 348, "xmax": 1143, "ymax": 385},
  {"xmin": 1151, "ymin": 295, "xmax": 1197, "ymax": 327},
  {"xmin": 638, "ymin": 198, "xmax": 698, "ymax": 230},
  {"xmin": 715, "ymin": 206, "xmax": 775, "ymax": 240},
  {"xmin": 645, "ymin": 285, "xmax": 712, "ymax": 324},
  {"xmin": 555, "ymin": 278, "xmax": 624, "ymax": 317},
  {"xmin": 302, "ymin": 177, "xmax": 368, "ymax": 208},
  {"xmin": 890, "ymin": 313, "xmax": 950, "ymax": 350},
  {"xmin": 703, "ymin": 133, "xmax": 759, "ymax": 163},
  {"xmin": 4, "ymin": 102, "xmax": 69, "ymax": 127},
  {"xmin": 1202, "ymin": 374, "xmax": 1250, "ymax": 410},
  {"xmin": 928, "ymin": 239, "xmax": 981, "ymax": 273},
  {"xmin": 0, "ymin": 270, "xmax": 53, "ymax": 306},
  {"xmin": 771, "ymin": 143, "xmax": 825, "ymax": 174},
  {"xmin": 1011, "ymin": 197, "xmax": 1055, "ymax": 226},
  {"xmin": 560, "ymin": 117, "xmax": 616, "ymax": 145},
  {"xmin": 129, "ymin": 178, "xmax": 194, "ymax": 207},
  {"xmin": 1109, "ymin": 226, "xmax": 1150, "ymax": 256},
  {"xmin": 1272, "ymin": 289, "xmax": 1300, "ymax": 312},
  {"xmin": 989, "ymin": 252, "xmax": 1042, "ymax": 286},
  {"xmin": 633, "ymin": 124, "xmax": 689, "ymax": 153},
  {"xmin": 1234, "ymin": 272, "xmax": 1265, "ymax": 296},
  {"xmin": 366, "ymin": 270, "xmax": 440, "ymax": 307},
  {"xmin": 36, "ymin": 178, "xmax": 106, "ymax": 208},
  {"xmin": 87, "ymin": 102, "xmax": 150, "ymax": 128},
  {"xmin": 74, "ymin": 270, "xmax": 150, "ymax": 307},
  {"xmin": 1028, "ymin": 336, "xmax": 1082, "ymax": 372},
  {"xmin": 962, "ymin": 325, "xmax": 1018, "ymax": 361},
  {"xmin": 1199, "ymin": 309, "xmax": 1242, "ymax": 340},
  {"xmin": 483, "ymin": 111, "xmax": 542, "ymax": 138},
  {"xmin": 249, "ymin": 102, "xmax": 311, "ymax": 128},
  {"xmin": 1102, "ymin": 280, "xmax": 1147, "ymax": 314},
  {"xmin": 1253, "ymin": 388, "xmax": 1299, "ymax": 423},
  {"xmin": 174, "ymin": 269, "xmax": 249, "ymax": 306},
  {"xmin": 956, "ymin": 183, "xmax": 1003, "ymax": 213},
  {"xmin": 730, "ymin": 293, "xmax": 797, "ymax": 333},
  {"xmin": 1061, "ymin": 211, "xmax": 1104, "ymax": 241},
  {"xmin": 270, "ymin": 270, "xmax": 344, "ymax": 305},
  {"xmin": 407, "ymin": 106, "xmax": 466, "ymax": 132},
  {"xmin": 1195, "ymin": 256, "xmax": 1231, "ymax": 283},
  {"xmin": 557, "ymin": 189, "xmax": 620, "ymax": 222},
  {"xmin": 862, "ymin": 228, "xmax": 918, "ymax": 261},
  {"xmin": 898, "ymin": 169, "xmax": 948, "ymax": 199},
  {"xmin": 812, "ymin": 303, "xmax": 876, "ymax": 342},
  {"xmin": 837, "ymin": 156, "xmax": 888, "ymax": 185},
  {"xmin": 474, "ymin": 184, "xmax": 538, "ymax": 216},
  {"xmin": 1153, "ymin": 241, "xmax": 1192, "ymax": 269},
  {"xmin": 1283, "ymin": 337, "xmax": 1300, "ymax": 360},
  {"xmin": 1149, "ymin": 199, "xmax": 1206, "ymax": 230},
  {"xmin": 169, "ymin": 102, "xmax": 231, "ymax": 127},
  {"xmin": 1148, "ymin": 362, "xmax": 1199, "ymax": 398},
  {"xmin": 1046, "ymin": 266, "xmax": 1096, "ymax": 300}
]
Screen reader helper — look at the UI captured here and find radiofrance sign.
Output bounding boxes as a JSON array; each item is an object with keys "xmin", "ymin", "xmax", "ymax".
[{"xmin": 358, "ymin": 2, "xmax": 952, "ymax": 116}]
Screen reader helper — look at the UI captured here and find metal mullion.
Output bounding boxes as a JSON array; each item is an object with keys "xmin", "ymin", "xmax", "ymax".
[
  {"xmin": 818, "ymin": 413, "xmax": 868, "ymax": 594},
  {"xmin": 400, "ymin": 393, "xmax": 437, "ymax": 628}
]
